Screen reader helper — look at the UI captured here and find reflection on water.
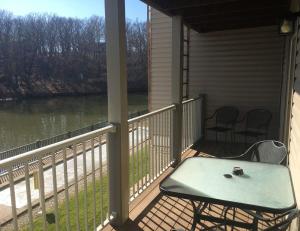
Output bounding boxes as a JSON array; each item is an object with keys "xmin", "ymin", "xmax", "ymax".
[{"xmin": 0, "ymin": 94, "xmax": 147, "ymax": 152}]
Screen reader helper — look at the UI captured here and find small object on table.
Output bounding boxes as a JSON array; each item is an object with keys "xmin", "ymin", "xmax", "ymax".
[
  {"xmin": 233, "ymin": 166, "xmax": 244, "ymax": 176},
  {"xmin": 224, "ymin": 174, "xmax": 232, "ymax": 178}
]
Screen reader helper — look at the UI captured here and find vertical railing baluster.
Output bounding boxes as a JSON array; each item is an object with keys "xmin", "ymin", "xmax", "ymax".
[
  {"xmin": 187, "ymin": 103, "xmax": 189, "ymax": 148},
  {"xmin": 99, "ymin": 135, "xmax": 104, "ymax": 226},
  {"xmin": 133, "ymin": 122, "xmax": 137, "ymax": 196},
  {"xmin": 191, "ymin": 102, "xmax": 193, "ymax": 144},
  {"xmin": 170, "ymin": 111, "xmax": 174, "ymax": 164},
  {"xmin": 91, "ymin": 139, "xmax": 96, "ymax": 230},
  {"xmin": 158, "ymin": 112, "xmax": 162, "ymax": 173},
  {"xmin": 164, "ymin": 111, "xmax": 167, "ymax": 169},
  {"xmin": 133, "ymin": 123, "xmax": 139, "ymax": 197},
  {"xmin": 200, "ymin": 98, "xmax": 202, "ymax": 139},
  {"xmin": 188, "ymin": 102, "xmax": 191, "ymax": 147},
  {"xmin": 106, "ymin": 134, "xmax": 110, "ymax": 220},
  {"xmin": 194, "ymin": 100, "xmax": 197, "ymax": 140},
  {"xmin": 155, "ymin": 114, "xmax": 159, "ymax": 177},
  {"xmin": 182, "ymin": 104, "xmax": 185, "ymax": 150},
  {"xmin": 82, "ymin": 141, "xmax": 88, "ymax": 231},
  {"xmin": 186, "ymin": 104, "xmax": 188, "ymax": 149},
  {"xmin": 51, "ymin": 152, "xmax": 59, "ymax": 231},
  {"xmin": 183, "ymin": 104, "xmax": 186, "ymax": 150},
  {"xmin": 198, "ymin": 99, "xmax": 200, "ymax": 139},
  {"xmin": 166, "ymin": 111, "xmax": 169, "ymax": 167},
  {"xmin": 169, "ymin": 110, "xmax": 172, "ymax": 164},
  {"xmin": 8, "ymin": 166, "xmax": 18, "ymax": 231},
  {"xmin": 197, "ymin": 99, "xmax": 200, "ymax": 140},
  {"xmin": 147, "ymin": 117, "xmax": 151, "ymax": 183},
  {"xmin": 192, "ymin": 101, "xmax": 195, "ymax": 143},
  {"xmin": 188, "ymin": 103, "xmax": 190, "ymax": 147},
  {"xmin": 25, "ymin": 162, "xmax": 33, "ymax": 231},
  {"xmin": 136, "ymin": 121, "xmax": 140, "ymax": 193},
  {"xmin": 141, "ymin": 119, "xmax": 144, "ymax": 189},
  {"xmin": 72, "ymin": 144, "xmax": 80, "ymax": 231},
  {"xmin": 131, "ymin": 123, "xmax": 134, "ymax": 198},
  {"xmin": 63, "ymin": 148, "xmax": 70, "ymax": 231},
  {"xmin": 186, "ymin": 103, "xmax": 189, "ymax": 147},
  {"xmin": 38, "ymin": 156, "xmax": 47, "ymax": 231},
  {"xmin": 150, "ymin": 116, "xmax": 154, "ymax": 182},
  {"xmin": 161, "ymin": 112, "xmax": 164, "ymax": 170}
]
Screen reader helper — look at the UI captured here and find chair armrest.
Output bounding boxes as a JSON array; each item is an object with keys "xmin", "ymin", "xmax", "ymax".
[{"xmin": 221, "ymin": 153, "xmax": 249, "ymax": 161}]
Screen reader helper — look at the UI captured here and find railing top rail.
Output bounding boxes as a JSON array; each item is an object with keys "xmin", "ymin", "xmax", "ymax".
[
  {"xmin": 128, "ymin": 104, "xmax": 176, "ymax": 124},
  {"xmin": 182, "ymin": 96, "xmax": 203, "ymax": 105},
  {"xmin": 0, "ymin": 124, "xmax": 116, "ymax": 168}
]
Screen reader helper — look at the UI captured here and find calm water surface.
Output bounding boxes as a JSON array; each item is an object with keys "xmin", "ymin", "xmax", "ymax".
[{"xmin": 0, "ymin": 94, "xmax": 147, "ymax": 152}]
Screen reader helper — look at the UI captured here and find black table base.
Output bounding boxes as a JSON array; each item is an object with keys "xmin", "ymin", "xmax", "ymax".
[{"xmin": 190, "ymin": 201, "xmax": 255, "ymax": 231}]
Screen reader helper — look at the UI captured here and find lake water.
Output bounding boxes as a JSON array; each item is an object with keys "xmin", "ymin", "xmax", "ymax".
[{"xmin": 0, "ymin": 94, "xmax": 147, "ymax": 152}]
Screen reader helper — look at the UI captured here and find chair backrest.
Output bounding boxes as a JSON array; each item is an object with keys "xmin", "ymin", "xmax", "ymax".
[
  {"xmin": 244, "ymin": 140, "xmax": 287, "ymax": 165},
  {"xmin": 215, "ymin": 106, "xmax": 239, "ymax": 127},
  {"xmin": 246, "ymin": 109, "xmax": 272, "ymax": 131}
]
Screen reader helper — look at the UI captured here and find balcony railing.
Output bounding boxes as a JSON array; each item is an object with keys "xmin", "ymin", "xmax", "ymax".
[
  {"xmin": 0, "ymin": 125, "xmax": 115, "ymax": 231},
  {"xmin": 0, "ymin": 96, "xmax": 204, "ymax": 230},
  {"xmin": 128, "ymin": 104, "xmax": 174, "ymax": 200},
  {"xmin": 182, "ymin": 97, "xmax": 204, "ymax": 151}
]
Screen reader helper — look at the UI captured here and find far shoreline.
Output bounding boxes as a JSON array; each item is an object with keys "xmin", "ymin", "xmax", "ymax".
[{"xmin": 0, "ymin": 90, "xmax": 148, "ymax": 103}]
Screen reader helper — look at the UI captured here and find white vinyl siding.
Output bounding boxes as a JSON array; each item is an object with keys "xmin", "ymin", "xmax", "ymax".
[
  {"xmin": 149, "ymin": 9, "xmax": 285, "ymax": 139},
  {"xmin": 149, "ymin": 9, "xmax": 172, "ymax": 111},
  {"xmin": 188, "ymin": 26, "xmax": 285, "ymax": 139}
]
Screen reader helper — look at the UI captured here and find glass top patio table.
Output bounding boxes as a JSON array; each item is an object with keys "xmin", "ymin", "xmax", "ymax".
[{"xmin": 160, "ymin": 157, "xmax": 296, "ymax": 213}]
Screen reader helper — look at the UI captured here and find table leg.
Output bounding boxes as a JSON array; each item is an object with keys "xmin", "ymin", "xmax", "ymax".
[{"xmin": 190, "ymin": 201, "xmax": 208, "ymax": 231}]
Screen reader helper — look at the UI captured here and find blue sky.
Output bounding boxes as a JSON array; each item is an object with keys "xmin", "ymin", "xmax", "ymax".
[{"xmin": 0, "ymin": 0, "xmax": 147, "ymax": 21}]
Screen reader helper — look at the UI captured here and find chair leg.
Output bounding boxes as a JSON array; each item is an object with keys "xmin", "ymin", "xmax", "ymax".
[
  {"xmin": 224, "ymin": 132, "xmax": 227, "ymax": 153},
  {"xmin": 216, "ymin": 131, "xmax": 218, "ymax": 143},
  {"xmin": 230, "ymin": 132, "xmax": 234, "ymax": 154}
]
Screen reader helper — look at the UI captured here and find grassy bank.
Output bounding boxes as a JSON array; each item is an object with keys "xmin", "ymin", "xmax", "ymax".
[{"xmin": 23, "ymin": 146, "xmax": 149, "ymax": 231}]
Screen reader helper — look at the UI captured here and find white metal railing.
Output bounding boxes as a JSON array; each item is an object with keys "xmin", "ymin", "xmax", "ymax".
[
  {"xmin": 0, "ymin": 124, "xmax": 115, "ymax": 231},
  {"xmin": 0, "ymin": 96, "xmax": 205, "ymax": 229},
  {"xmin": 127, "ymin": 96, "xmax": 204, "ymax": 200},
  {"xmin": 128, "ymin": 105, "xmax": 175, "ymax": 200},
  {"xmin": 182, "ymin": 96, "xmax": 204, "ymax": 151}
]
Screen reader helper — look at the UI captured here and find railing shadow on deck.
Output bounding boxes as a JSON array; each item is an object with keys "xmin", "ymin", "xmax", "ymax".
[{"xmin": 106, "ymin": 140, "xmax": 269, "ymax": 231}]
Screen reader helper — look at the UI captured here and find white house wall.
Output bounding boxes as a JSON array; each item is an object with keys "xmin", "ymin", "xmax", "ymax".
[
  {"xmin": 149, "ymin": 9, "xmax": 172, "ymax": 111},
  {"xmin": 188, "ymin": 26, "xmax": 285, "ymax": 140},
  {"xmin": 149, "ymin": 8, "xmax": 285, "ymax": 140}
]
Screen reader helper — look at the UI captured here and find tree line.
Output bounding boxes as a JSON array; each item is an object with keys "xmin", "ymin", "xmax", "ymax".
[{"xmin": 0, "ymin": 11, "xmax": 148, "ymax": 99}]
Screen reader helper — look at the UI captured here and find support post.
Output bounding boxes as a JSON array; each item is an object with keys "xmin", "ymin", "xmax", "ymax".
[
  {"xmin": 171, "ymin": 16, "xmax": 184, "ymax": 166},
  {"xmin": 105, "ymin": 0, "xmax": 129, "ymax": 226}
]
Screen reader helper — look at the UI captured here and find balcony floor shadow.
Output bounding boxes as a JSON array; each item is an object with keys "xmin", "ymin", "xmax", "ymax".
[{"xmin": 104, "ymin": 140, "xmax": 271, "ymax": 231}]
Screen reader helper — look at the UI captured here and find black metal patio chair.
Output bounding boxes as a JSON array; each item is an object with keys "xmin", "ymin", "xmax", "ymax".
[
  {"xmin": 243, "ymin": 208, "xmax": 299, "ymax": 231},
  {"xmin": 221, "ymin": 140, "xmax": 289, "ymax": 230},
  {"xmin": 234, "ymin": 109, "xmax": 272, "ymax": 145},
  {"xmin": 226, "ymin": 140, "xmax": 287, "ymax": 165},
  {"xmin": 222, "ymin": 207, "xmax": 299, "ymax": 231},
  {"xmin": 206, "ymin": 106, "xmax": 239, "ymax": 143}
]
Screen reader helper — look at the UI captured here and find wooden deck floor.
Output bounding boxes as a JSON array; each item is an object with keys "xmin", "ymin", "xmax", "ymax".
[{"xmin": 104, "ymin": 141, "xmax": 266, "ymax": 231}]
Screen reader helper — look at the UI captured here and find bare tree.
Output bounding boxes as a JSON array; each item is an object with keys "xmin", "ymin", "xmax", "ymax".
[{"xmin": 0, "ymin": 11, "xmax": 147, "ymax": 99}]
